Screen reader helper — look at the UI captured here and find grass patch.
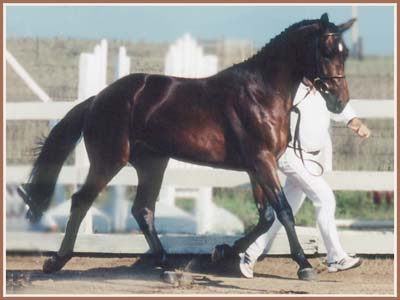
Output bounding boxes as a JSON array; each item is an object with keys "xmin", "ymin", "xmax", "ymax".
[
  {"xmin": 213, "ymin": 187, "xmax": 258, "ymax": 233},
  {"xmin": 175, "ymin": 198, "xmax": 195, "ymax": 214},
  {"xmin": 212, "ymin": 187, "xmax": 394, "ymax": 231}
]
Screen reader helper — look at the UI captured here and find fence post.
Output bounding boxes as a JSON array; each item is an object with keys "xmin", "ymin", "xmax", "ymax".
[
  {"xmin": 77, "ymin": 39, "xmax": 108, "ymax": 234},
  {"xmin": 5, "ymin": 50, "xmax": 52, "ymax": 102},
  {"xmin": 195, "ymin": 187, "xmax": 213, "ymax": 234},
  {"xmin": 116, "ymin": 46, "xmax": 131, "ymax": 79},
  {"xmin": 111, "ymin": 46, "xmax": 131, "ymax": 232}
]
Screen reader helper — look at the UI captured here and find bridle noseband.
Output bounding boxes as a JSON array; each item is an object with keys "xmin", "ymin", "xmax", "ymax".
[{"xmin": 311, "ymin": 32, "xmax": 346, "ymax": 95}]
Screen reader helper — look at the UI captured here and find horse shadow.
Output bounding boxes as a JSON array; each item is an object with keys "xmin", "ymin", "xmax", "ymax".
[
  {"xmin": 7, "ymin": 256, "xmax": 163, "ymax": 284},
  {"xmin": 6, "ymin": 254, "xmax": 321, "ymax": 294}
]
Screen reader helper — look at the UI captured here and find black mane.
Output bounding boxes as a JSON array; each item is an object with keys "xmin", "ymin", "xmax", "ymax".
[{"xmin": 238, "ymin": 18, "xmax": 322, "ymax": 68}]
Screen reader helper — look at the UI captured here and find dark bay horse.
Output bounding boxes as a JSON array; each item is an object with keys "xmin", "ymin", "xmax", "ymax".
[{"xmin": 19, "ymin": 13, "xmax": 354, "ymax": 280}]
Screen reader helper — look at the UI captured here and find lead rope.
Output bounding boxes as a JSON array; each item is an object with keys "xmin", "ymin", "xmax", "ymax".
[{"xmin": 288, "ymin": 89, "xmax": 324, "ymax": 177}]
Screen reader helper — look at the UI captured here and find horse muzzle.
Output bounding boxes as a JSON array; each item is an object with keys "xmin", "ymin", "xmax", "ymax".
[{"xmin": 325, "ymin": 97, "xmax": 346, "ymax": 113}]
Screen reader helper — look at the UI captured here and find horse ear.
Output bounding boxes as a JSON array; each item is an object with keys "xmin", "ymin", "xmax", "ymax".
[
  {"xmin": 338, "ymin": 18, "xmax": 356, "ymax": 33},
  {"xmin": 320, "ymin": 13, "xmax": 329, "ymax": 28}
]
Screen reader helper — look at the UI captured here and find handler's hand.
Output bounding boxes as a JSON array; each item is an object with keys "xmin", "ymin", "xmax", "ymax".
[{"xmin": 347, "ymin": 118, "xmax": 371, "ymax": 139}]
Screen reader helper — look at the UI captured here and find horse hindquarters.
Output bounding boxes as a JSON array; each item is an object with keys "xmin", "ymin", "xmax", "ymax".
[
  {"xmin": 130, "ymin": 145, "xmax": 170, "ymax": 268},
  {"xmin": 43, "ymin": 90, "xmax": 134, "ymax": 273},
  {"xmin": 22, "ymin": 97, "xmax": 94, "ymax": 222}
]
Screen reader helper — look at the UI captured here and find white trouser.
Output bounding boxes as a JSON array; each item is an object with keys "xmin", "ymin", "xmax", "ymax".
[{"xmin": 246, "ymin": 147, "xmax": 348, "ymax": 263}]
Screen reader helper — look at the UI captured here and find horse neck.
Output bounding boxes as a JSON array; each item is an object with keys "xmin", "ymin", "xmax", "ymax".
[{"xmin": 243, "ymin": 46, "xmax": 304, "ymax": 108}]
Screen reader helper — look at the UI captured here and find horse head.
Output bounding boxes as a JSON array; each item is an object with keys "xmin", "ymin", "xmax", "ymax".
[{"xmin": 294, "ymin": 13, "xmax": 355, "ymax": 113}]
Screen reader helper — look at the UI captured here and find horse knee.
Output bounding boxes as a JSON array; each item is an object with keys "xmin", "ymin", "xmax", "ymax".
[
  {"xmin": 273, "ymin": 190, "xmax": 295, "ymax": 224},
  {"xmin": 276, "ymin": 206, "xmax": 295, "ymax": 225},
  {"xmin": 261, "ymin": 205, "xmax": 275, "ymax": 227}
]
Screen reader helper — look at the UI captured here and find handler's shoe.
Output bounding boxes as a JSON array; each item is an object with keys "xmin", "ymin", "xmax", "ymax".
[
  {"xmin": 327, "ymin": 256, "xmax": 361, "ymax": 273},
  {"xmin": 239, "ymin": 252, "xmax": 256, "ymax": 279}
]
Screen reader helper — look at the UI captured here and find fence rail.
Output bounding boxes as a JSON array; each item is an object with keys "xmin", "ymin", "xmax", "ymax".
[
  {"xmin": 6, "ymin": 229, "xmax": 394, "ymax": 255},
  {"xmin": 5, "ymin": 99, "xmax": 395, "ymax": 120},
  {"xmin": 6, "ymin": 165, "xmax": 394, "ymax": 191},
  {"xmin": 6, "ymin": 99, "xmax": 395, "ymax": 191}
]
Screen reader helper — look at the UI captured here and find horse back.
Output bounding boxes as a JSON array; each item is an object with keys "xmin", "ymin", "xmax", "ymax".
[{"xmin": 128, "ymin": 73, "xmax": 246, "ymax": 168}]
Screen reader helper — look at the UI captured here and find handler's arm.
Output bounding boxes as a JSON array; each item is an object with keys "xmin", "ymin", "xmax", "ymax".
[
  {"xmin": 347, "ymin": 117, "xmax": 371, "ymax": 139},
  {"xmin": 331, "ymin": 103, "xmax": 371, "ymax": 139}
]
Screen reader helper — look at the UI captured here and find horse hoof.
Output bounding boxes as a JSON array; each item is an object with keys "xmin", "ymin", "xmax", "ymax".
[
  {"xmin": 42, "ymin": 253, "xmax": 72, "ymax": 274},
  {"xmin": 211, "ymin": 244, "xmax": 233, "ymax": 263},
  {"xmin": 155, "ymin": 254, "xmax": 174, "ymax": 271},
  {"xmin": 297, "ymin": 267, "xmax": 317, "ymax": 281}
]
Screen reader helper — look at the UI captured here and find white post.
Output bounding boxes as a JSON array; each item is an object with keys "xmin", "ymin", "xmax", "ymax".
[
  {"xmin": 159, "ymin": 186, "xmax": 176, "ymax": 206},
  {"xmin": 6, "ymin": 50, "xmax": 52, "ymax": 102},
  {"xmin": 164, "ymin": 33, "xmax": 218, "ymax": 78},
  {"xmin": 202, "ymin": 55, "xmax": 218, "ymax": 76},
  {"xmin": 111, "ymin": 45, "xmax": 131, "ymax": 232},
  {"xmin": 99, "ymin": 39, "xmax": 108, "ymax": 90},
  {"xmin": 111, "ymin": 185, "xmax": 126, "ymax": 232},
  {"xmin": 116, "ymin": 46, "xmax": 131, "ymax": 79},
  {"xmin": 195, "ymin": 187, "xmax": 213, "ymax": 234},
  {"xmin": 77, "ymin": 40, "xmax": 109, "ymax": 234}
]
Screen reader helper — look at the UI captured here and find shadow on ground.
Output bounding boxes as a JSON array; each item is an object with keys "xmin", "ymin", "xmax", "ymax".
[{"xmin": 6, "ymin": 254, "xmax": 302, "ymax": 294}]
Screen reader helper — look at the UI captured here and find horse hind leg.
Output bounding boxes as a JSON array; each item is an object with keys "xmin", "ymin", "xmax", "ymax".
[
  {"xmin": 42, "ymin": 163, "xmax": 123, "ymax": 273},
  {"xmin": 130, "ymin": 147, "xmax": 170, "ymax": 269}
]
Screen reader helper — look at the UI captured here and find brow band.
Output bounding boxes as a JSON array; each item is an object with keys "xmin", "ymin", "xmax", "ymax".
[{"xmin": 323, "ymin": 32, "xmax": 340, "ymax": 37}]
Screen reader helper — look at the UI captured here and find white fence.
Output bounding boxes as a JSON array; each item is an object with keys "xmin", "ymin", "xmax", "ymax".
[
  {"xmin": 5, "ymin": 99, "xmax": 395, "ymax": 192},
  {"xmin": 6, "ymin": 229, "xmax": 394, "ymax": 255},
  {"xmin": 164, "ymin": 33, "xmax": 218, "ymax": 77},
  {"xmin": 5, "ymin": 37, "xmax": 395, "ymax": 254}
]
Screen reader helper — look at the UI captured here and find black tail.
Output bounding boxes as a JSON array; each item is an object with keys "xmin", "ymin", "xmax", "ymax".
[{"xmin": 20, "ymin": 97, "xmax": 94, "ymax": 222}]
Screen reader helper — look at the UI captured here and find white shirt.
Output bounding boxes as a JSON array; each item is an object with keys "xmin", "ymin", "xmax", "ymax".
[{"xmin": 290, "ymin": 83, "xmax": 356, "ymax": 152}]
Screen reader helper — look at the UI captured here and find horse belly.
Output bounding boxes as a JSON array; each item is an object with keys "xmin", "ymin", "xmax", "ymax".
[{"xmin": 146, "ymin": 119, "xmax": 229, "ymax": 165}]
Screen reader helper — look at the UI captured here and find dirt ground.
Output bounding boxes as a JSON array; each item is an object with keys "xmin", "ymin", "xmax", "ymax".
[{"xmin": 6, "ymin": 254, "xmax": 394, "ymax": 295}]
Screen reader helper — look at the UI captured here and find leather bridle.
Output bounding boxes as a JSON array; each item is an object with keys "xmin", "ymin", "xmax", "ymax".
[{"xmin": 311, "ymin": 32, "xmax": 346, "ymax": 95}]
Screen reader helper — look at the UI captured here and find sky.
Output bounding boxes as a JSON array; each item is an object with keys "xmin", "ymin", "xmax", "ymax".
[{"xmin": 5, "ymin": 4, "xmax": 395, "ymax": 56}]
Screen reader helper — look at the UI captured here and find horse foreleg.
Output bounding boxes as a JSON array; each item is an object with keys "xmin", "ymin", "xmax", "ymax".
[
  {"xmin": 214, "ymin": 178, "xmax": 275, "ymax": 258},
  {"xmin": 250, "ymin": 151, "xmax": 316, "ymax": 280}
]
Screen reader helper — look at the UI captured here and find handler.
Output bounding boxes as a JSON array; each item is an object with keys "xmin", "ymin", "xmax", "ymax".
[{"xmin": 239, "ymin": 81, "xmax": 371, "ymax": 278}]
